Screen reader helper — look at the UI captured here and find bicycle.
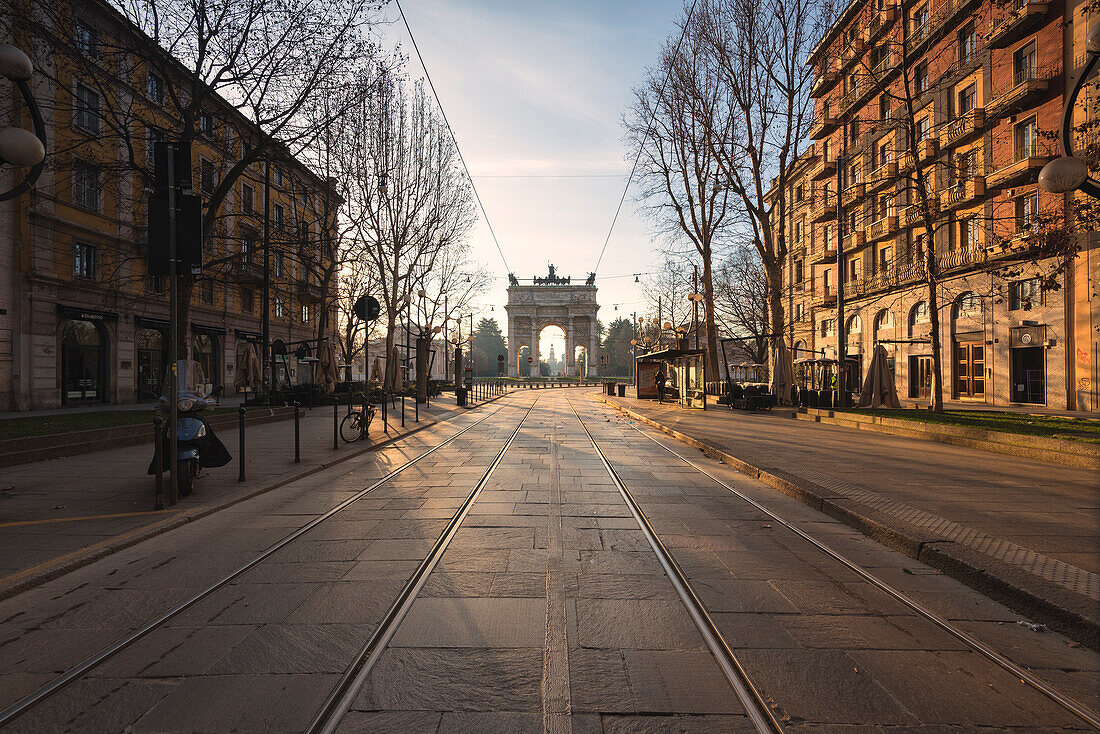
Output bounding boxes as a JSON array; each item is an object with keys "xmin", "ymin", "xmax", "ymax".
[{"xmin": 339, "ymin": 403, "xmax": 376, "ymax": 443}]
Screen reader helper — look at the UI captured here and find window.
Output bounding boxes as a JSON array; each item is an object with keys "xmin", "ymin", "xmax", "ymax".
[
  {"xmin": 74, "ymin": 242, "xmax": 97, "ymax": 279},
  {"xmin": 957, "ymin": 84, "xmax": 976, "ymax": 117},
  {"xmin": 794, "ymin": 259, "xmax": 804, "ymax": 283},
  {"xmin": 273, "ymin": 251, "xmax": 284, "ymax": 278},
  {"xmin": 959, "ymin": 23, "xmax": 976, "ymax": 62},
  {"xmin": 74, "ymin": 21, "xmax": 97, "ymax": 56},
  {"xmin": 200, "ymin": 280, "xmax": 215, "ymax": 305},
  {"xmin": 795, "ymin": 184, "xmax": 804, "ymax": 202},
  {"xmin": 879, "ymin": 246, "xmax": 892, "ymax": 271},
  {"xmin": 878, "ymin": 142, "xmax": 891, "ymax": 168},
  {"xmin": 957, "ymin": 149, "xmax": 976, "ymax": 180},
  {"xmin": 822, "ymin": 224, "xmax": 832, "ymax": 249},
  {"xmin": 848, "ymin": 257, "xmax": 860, "ymax": 282},
  {"xmin": 146, "ymin": 74, "xmax": 163, "ymax": 104},
  {"xmin": 1009, "ymin": 277, "xmax": 1043, "ymax": 310},
  {"xmin": 794, "ymin": 303, "xmax": 805, "ymax": 322},
  {"xmin": 912, "ymin": 4, "xmax": 928, "ymax": 32},
  {"xmin": 147, "ymin": 275, "xmax": 166, "ymax": 293},
  {"xmin": 301, "ymin": 304, "xmax": 311, "ymax": 324},
  {"xmin": 874, "ymin": 309, "xmax": 894, "ymax": 331},
  {"xmin": 823, "ymin": 268, "xmax": 832, "ymax": 293},
  {"xmin": 241, "ymin": 233, "xmax": 256, "ymax": 263},
  {"xmin": 908, "ymin": 301, "xmax": 929, "ymax": 337},
  {"xmin": 1013, "ymin": 42, "xmax": 1037, "ymax": 85},
  {"xmin": 273, "ymin": 203, "xmax": 284, "ymax": 229},
  {"xmin": 146, "ymin": 127, "xmax": 163, "ymax": 167},
  {"xmin": 241, "ymin": 287, "xmax": 254, "ymax": 314},
  {"xmin": 274, "ymin": 297, "xmax": 285, "ymax": 318},
  {"xmin": 271, "ymin": 166, "xmax": 283, "ymax": 186},
  {"xmin": 72, "ymin": 160, "xmax": 100, "ymax": 210},
  {"xmin": 200, "ymin": 113, "xmax": 215, "ymax": 137},
  {"xmin": 1015, "ymin": 117, "xmax": 1038, "ymax": 159},
  {"xmin": 916, "ymin": 115, "xmax": 930, "ymax": 141},
  {"xmin": 914, "ymin": 62, "xmax": 928, "ymax": 95},
  {"xmin": 959, "ymin": 216, "xmax": 979, "ymax": 249},
  {"xmin": 848, "ymin": 162, "xmax": 860, "ymax": 186},
  {"xmin": 74, "ymin": 83, "xmax": 100, "ymax": 132},
  {"xmin": 821, "ymin": 318, "xmax": 836, "ymax": 337},
  {"xmin": 879, "ymin": 95, "xmax": 890, "ymax": 120},
  {"xmin": 795, "ymin": 220, "xmax": 804, "ymax": 243},
  {"xmin": 849, "ymin": 119, "xmax": 860, "ymax": 146},
  {"xmin": 1016, "ymin": 192, "xmax": 1038, "ymax": 232},
  {"xmin": 846, "ymin": 314, "xmax": 862, "ymax": 335},
  {"xmin": 957, "ymin": 291, "xmax": 981, "ymax": 316},
  {"xmin": 242, "ymin": 185, "xmax": 254, "ymax": 214},
  {"xmin": 200, "ymin": 159, "xmax": 215, "ymax": 194}
]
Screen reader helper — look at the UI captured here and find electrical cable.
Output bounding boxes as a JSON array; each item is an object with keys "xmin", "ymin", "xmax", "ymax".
[
  {"xmin": 393, "ymin": 0, "xmax": 512, "ymax": 275},
  {"xmin": 592, "ymin": 0, "xmax": 699, "ymax": 275}
]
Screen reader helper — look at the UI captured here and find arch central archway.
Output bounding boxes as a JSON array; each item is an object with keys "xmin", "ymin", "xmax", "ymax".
[{"xmin": 504, "ymin": 266, "xmax": 600, "ymax": 378}]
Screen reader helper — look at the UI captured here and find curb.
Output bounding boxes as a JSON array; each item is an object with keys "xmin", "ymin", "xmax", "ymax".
[
  {"xmin": 0, "ymin": 393, "xmax": 514, "ymax": 601},
  {"xmin": 593, "ymin": 394, "xmax": 1100, "ymax": 652}
]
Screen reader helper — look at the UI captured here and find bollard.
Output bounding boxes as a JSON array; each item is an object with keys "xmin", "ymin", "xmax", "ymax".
[
  {"xmin": 238, "ymin": 407, "xmax": 246, "ymax": 482},
  {"xmin": 153, "ymin": 416, "xmax": 164, "ymax": 510},
  {"xmin": 333, "ymin": 397, "xmax": 339, "ymax": 450},
  {"xmin": 293, "ymin": 403, "xmax": 301, "ymax": 463},
  {"xmin": 382, "ymin": 389, "xmax": 389, "ymax": 432}
]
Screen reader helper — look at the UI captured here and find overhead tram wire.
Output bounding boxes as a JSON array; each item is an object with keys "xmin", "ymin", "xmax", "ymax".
[
  {"xmin": 393, "ymin": 0, "xmax": 511, "ymax": 275},
  {"xmin": 592, "ymin": 0, "xmax": 699, "ymax": 275}
]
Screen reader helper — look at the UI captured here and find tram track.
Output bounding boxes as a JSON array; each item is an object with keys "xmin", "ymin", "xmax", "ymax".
[
  {"xmin": 0, "ymin": 397, "xmax": 532, "ymax": 730},
  {"xmin": 567, "ymin": 398, "xmax": 786, "ymax": 734},
  {"xmin": 572, "ymin": 396, "xmax": 1100, "ymax": 731}
]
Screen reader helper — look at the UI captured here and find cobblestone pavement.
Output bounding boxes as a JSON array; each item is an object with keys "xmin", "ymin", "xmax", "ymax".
[{"xmin": 0, "ymin": 389, "xmax": 1095, "ymax": 733}]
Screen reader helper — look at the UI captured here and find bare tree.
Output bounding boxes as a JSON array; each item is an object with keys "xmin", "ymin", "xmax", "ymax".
[
  {"xmin": 642, "ymin": 257, "xmax": 695, "ymax": 346},
  {"xmin": 713, "ymin": 244, "xmax": 771, "ymax": 363},
  {"xmin": 626, "ymin": 5, "xmax": 738, "ymax": 377}
]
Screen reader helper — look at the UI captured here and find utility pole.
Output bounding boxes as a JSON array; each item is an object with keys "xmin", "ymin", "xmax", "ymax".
[
  {"xmin": 836, "ymin": 129, "xmax": 848, "ymax": 408},
  {"xmin": 693, "ymin": 265, "xmax": 699, "ymax": 350},
  {"xmin": 166, "ymin": 148, "xmax": 179, "ymax": 504},
  {"xmin": 262, "ymin": 157, "xmax": 272, "ymax": 405}
]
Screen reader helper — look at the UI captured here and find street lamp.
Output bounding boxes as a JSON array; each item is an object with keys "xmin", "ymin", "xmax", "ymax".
[
  {"xmin": 1039, "ymin": 25, "xmax": 1099, "ymax": 197},
  {"xmin": 687, "ymin": 292, "xmax": 704, "ymax": 349},
  {"xmin": 0, "ymin": 44, "xmax": 47, "ymax": 202}
]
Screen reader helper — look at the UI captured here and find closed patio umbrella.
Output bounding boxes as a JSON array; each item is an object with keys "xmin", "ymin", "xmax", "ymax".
[
  {"xmin": 317, "ymin": 338, "xmax": 339, "ymax": 395},
  {"xmin": 857, "ymin": 344, "xmax": 901, "ymax": 408},
  {"xmin": 233, "ymin": 344, "xmax": 261, "ymax": 392},
  {"xmin": 391, "ymin": 346, "xmax": 403, "ymax": 391},
  {"xmin": 370, "ymin": 356, "xmax": 384, "ymax": 383},
  {"xmin": 770, "ymin": 341, "xmax": 794, "ymax": 405}
]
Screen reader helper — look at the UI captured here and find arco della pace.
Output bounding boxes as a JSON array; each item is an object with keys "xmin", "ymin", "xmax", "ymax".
[{"xmin": 505, "ymin": 266, "xmax": 599, "ymax": 377}]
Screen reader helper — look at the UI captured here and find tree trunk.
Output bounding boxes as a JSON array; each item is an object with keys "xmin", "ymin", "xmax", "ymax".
[
  {"xmin": 700, "ymin": 252, "xmax": 720, "ymax": 380},
  {"xmin": 925, "ymin": 254, "xmax": 945, "ymax": 412},
  {"xmin": 384, "ymin": 309, "xmax": 398, "ymax": 390}
]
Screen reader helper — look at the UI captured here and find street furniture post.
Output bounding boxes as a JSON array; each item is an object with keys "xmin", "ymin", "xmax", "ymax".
[
  {"xmin": 238, "ymin": 407, "xmax": 246, "ymax": 482},
  {"xmin": 153, "ymin": 416, "xmax": 164, "ymax": 510}
]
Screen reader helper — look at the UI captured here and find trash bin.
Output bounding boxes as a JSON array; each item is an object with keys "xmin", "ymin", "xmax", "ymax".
[
  {"xmin": 456, "ymin": 387, "xmax": 467, "ymax": 406},
  {"xmin": 606, "ymin": 381, "xmax": 615, "ymax": 396},
  {"xmin": 617, "ymin": 384, "xmax": 626, "ymax": 397}
]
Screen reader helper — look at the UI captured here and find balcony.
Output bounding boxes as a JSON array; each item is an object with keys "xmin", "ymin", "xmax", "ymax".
[
  {"xmin": 816, "ymin": 289, "xmax": 838, "ymax": 308},
  {"xmin": 811, "ymin": 63, "xmax": 840, "ymax": 98},
  {"xmin": 843, "ymin": 230, "xmax": 867, "ymax": 252},
  {"xmin": 842, "ymin": 181, "xmax": 866, "ymax": 206},
  {"xmin": 904, "ymin": 201, "xmax": 939, "ymax": 227},
  {"xmin": 938, "ymin": 245, "xmax": 988, "ymax": 272},
  {"xmin": 297, "ymin": 279, "xmax": 323, "ymax": 303},
  {"xmin": 867, "ymin": 161, "xmax": 898, "ymax": 192},
  {"xmin": 988, "ymin": 0, "xmax": 1049, "ymax": 49},
  {"xmin": 233, "ymin": 260, "xmax": 264, "ymax": 284},
  {"xmin": 941, "ymin": 109, "xmax": 985, "ymax": 149},
  {"xmin": 865, "ymin": 4, "xmax": 899, "ymax": 41},
  {"xmin": 905, "ymin": 23, "xmax": 929, "ymax": 56},
  {"xmin": 990, "ymin": 67, "xmax": 1050, "ymax": 115},
  {"xmin": 941, "ymin": 176, "xmax": 987, "ymax": 209},
  {"xmin": 988, "ymin": 153, "xmax": 1052, "ymax": 188},
  {"xmin": 812, "ymin": 242, "xmax": 838, "ymax": 264},
  {"xmin": 919, "ymin": 137, "xmax": 938, "ymax": 163},
  {"xmin": 867, "ymin": 215, "xmax": 899, "ymax": 242},
  {"xmin": 810, "ymin": 153, "xmax": 838, "ymax": 180},
  {"xmin": 870, "ymin": 51, "xmax": 899, "ymax": 78},
  {"xmin": 810, "ymin": 111, "xmax": 840, "ymax": 140},
  {"xmin": 811, "ymin": 196, "xmax": 837, "ymax": 222}
]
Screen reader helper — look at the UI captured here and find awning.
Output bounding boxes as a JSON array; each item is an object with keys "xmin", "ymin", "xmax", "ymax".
[
  {"xmin": 136, "ymin": 316, "xmax": 170, "ymax": 328},
  {"xmin": 58, "ymin": 305, "xmax": 118, "ymax": 322},
  {"xmin": 192, "ymin": 323, "xmax": 228, "ymax": 335},
  {"xmin": 235, "ymin": 329, "xmax": 263, "ymax": 341}
]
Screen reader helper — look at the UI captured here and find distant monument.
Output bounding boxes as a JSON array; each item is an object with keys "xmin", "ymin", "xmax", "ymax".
[{"xmin": 505, "ymin": 265, "xmax": 599, "ymax": 378}]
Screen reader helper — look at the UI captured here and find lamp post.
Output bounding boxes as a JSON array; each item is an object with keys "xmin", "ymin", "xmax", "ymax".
[
  {"xmin": 0, "ymin": 45, "xmax": 47, "ymax": 202},
  {"xmin": 1039, "ymin": 25, "xmax": 1100, "ymax": 197},
  {"xmin": 688, "ymin": 292, "xmax": 704, "ymax": 349}
]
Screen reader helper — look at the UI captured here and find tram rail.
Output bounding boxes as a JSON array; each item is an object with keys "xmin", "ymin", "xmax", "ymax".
[
  {"xmin": 0, "ymin": 398, "xmax": 532, "ymax": 729},
  {"xmin": 571, "ymin": 396, "xmax": 1100, "ymax": 731}
]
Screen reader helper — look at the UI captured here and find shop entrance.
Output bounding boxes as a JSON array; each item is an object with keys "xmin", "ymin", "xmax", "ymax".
[
  {"xmin": 1011, "ymin": 347, "xmax": 1045, "ymax": 404},
  {"xmin": 136, "ymin": 327, "xmax": 166, "ymax": 400},
  {"xmin": 908, "ymin": 355, "xmax": 932, "ymax": 400},
  {"xmin": 61, "ymin": 319, "xmax": 106, "ymax": 404},
  {"xmin": 954, "ymin": 342, "xmax": 985, "ymax": 398}
]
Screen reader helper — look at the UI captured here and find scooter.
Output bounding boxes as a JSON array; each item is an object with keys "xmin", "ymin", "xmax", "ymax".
[{"xmin": 148, "ymin": 360, "xmax": 231, "ymax": 497}]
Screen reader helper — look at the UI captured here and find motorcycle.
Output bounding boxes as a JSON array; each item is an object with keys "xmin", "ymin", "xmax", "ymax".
[{"xmin": 147, "ymin": 360, "xmax": 231, "ymax": 497}]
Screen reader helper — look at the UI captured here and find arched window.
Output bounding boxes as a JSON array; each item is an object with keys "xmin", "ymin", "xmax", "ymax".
[
  {"xmin": 908, "ymin": 301, "xmax": 929, "ymax": 337},
  {"xmin": 793, "ymin": 340, "xmax": 806, "ymax": 359},
  {"xmin": 956, "ymin": 291, "xmax": 981, "ymax": 317},
  {"xmin": 846, "ymin": 314, "xmax": 862, "ymax": 335},
  {"xmin": 874, "ymin": 309, "xmax": 894, "ymax": 331},
  {"xmin": 191, "ymin": 333, "xmax": 219, "ymax": 387}
]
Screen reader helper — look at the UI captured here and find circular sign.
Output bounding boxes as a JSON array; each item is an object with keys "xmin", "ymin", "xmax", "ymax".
[
  {"xmin": 353, "ymin": 295, "xmax": 380, "ymax": 321},
  {"xmin": 497, "ymin": 354, "xmax": 505, "ymax": 362},
  {"xmin": 527, "ymin": 357, "xmax": 534, "ymax": 363},
  {"xmin": 1021, "ymin": 332, "xmax": 1033, "ymax": 344}
]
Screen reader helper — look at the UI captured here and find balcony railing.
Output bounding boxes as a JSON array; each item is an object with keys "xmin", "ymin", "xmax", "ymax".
[
  {"xmin": 868, "ymin": 215, "xmax": 899, "ymax": 241},
  {"xmin": 989, "ymin": 0, "xmax": 1049, "ymax": 48},
  {"xmin": 812, "ymin": 242, "xmax": 839, "ymax": 264},
  {"xmin": 842, "ymin": 181, "xmax": 866, "ymax": 205},
  {"xmin": 297, "ymin": 279, "xmax": 323, "ymax": 302},
  {"xmin": 988, "ymin": 154, "xmax": 1052, "ymax": 188},
  {"xmin": 941, "ymin": 109, "xmax": 985, "ymax": 148},
  {"xmin": 942, "ymin": 176, "xmax": 986, "ymax": 208},
  {"xmin": 904, "ymin": 201, "xmax": 939, "ymax": 227},
  {"xmin": 843, "ymin": 230, "xmax": 867, "ymax": 252},
  {"xmin": 938, "ymin": 246, "xmax": 987, "ymax": 272},
  {"xmin": 234, "ymin": 260, "xmax": 264, "ymax": 283},
  {"xmin": 810, "ymin": 154, "xmax": 838, "ymax": 180},
  {"xmin": 810, "ymin": 111, "xmax": 840, "ymax": 140},
  {"xmin": 990, "ymin": 66, "xmax": 1049, "ymax": 115}
]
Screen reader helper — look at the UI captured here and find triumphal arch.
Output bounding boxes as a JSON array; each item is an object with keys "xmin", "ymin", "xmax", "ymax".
[{"xmin": 505, "ymin": 266, "xmax": 599, "ymax": 377}]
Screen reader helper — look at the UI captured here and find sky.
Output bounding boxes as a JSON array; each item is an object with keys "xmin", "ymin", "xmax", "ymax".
[{"xmin": 374, "ymin": 0, "xmax": 683, "ymax": 360}]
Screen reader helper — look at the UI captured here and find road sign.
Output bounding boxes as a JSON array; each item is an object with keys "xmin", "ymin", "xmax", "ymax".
[
  {"xmin": 497, "ymin": 354, "xmax": 505, "ymax": 362},
  {"xmin": 353, "ymin": 295, "xmax": 380, "ymax": 321},
  {"xmin": 527, "ymin": 357, "xmax": 533, "ymax": 363}
]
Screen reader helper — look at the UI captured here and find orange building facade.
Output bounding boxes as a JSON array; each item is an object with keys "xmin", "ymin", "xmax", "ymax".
[
  {"xmin": 0, "ymin": 0, "xmax": 337, "ymax": 410},
  {"xmin": 779, "ymin": 0, "xmax": 1098, "ymax": 411}
]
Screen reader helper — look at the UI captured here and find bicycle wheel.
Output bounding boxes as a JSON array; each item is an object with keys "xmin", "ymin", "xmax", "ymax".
[
  {"xmin": 364, "ymin": 405, "xmax": 375, "ymax": 429},
  {"xmin": 340, "ymin": 412, "xmax": 363, "ymax": 443}
]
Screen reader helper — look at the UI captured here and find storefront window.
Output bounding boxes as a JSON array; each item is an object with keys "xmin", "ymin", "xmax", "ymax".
[
  {"xmin": 61, "ymin": 319, "xmax": 105, "ymax": 403},
  {"xmin": 136, "ymin": 327, "xmax": 166, "ymax": 400}
]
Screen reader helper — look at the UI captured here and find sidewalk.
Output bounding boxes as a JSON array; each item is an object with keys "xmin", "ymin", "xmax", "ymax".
[
  {"xmin": 0, "ymin": 394, "xmax": 481, "ymax": 598},
  {"xmin": 594, "ymin": 390, "xmax": 1100, "ymax": 649}
]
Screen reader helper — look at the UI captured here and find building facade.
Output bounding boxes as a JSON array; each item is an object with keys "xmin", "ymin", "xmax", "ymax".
[
  {"xmin": 1, "ymin": 0, "xmax": 337, "ymax": 410},
  {"xmin": 779, "ymin": 0, "xmax": 1098, "ymax": 411}
]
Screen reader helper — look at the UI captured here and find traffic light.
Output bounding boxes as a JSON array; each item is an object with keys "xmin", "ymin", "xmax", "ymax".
[{"xmin": 148, "ymin": 141, "xmax": 203, "ymax": 277}]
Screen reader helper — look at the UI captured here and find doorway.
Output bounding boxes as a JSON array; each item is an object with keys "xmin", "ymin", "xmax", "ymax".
[
  {"xmin": 61, "ymin": 319, "xmax": 106, "ymax": 404},
  {"xmin": 955, "ymin": 342, "xmax": 985, "ymax": 398},
  {"xmin": 909, "ymin": 355, "xmax": 931, "ymax": 399},
  {"xmin": 136, "ymin": 327, "xmax": 166, "ymax": 400},
  {"xmin": 1011, "ymin": 347, "xmax": 1044, "ymax": 404}
]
